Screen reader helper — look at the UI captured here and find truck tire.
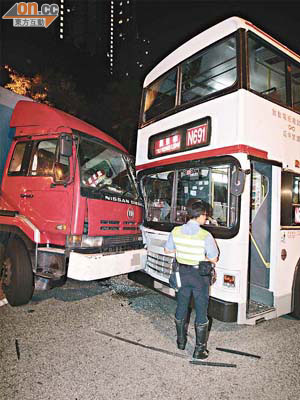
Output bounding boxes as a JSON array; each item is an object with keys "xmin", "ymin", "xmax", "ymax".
[{"xmin": 2, "ymin": 237, "xmax": 34, "ymax": 306}]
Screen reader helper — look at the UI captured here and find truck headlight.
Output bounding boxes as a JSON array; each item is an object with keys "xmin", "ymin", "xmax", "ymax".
[
  {"xmin": 66, "ymin": 235, "xmax": 103, "ymax": 248},
  {"xmin": 81, "ymin": 235, "xmax": 103, "ymax": 248}
]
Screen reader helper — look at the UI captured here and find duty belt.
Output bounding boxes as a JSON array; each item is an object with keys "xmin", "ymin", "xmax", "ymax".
[{"xmin": 178, "ymin": 262, "xmax": 199, "ymax": 269}]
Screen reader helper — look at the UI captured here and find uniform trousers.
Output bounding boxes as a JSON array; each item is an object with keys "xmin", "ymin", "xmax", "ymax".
[{"xmin": 175, "ymin": 264, "xmax": 210, "ymax": 324}]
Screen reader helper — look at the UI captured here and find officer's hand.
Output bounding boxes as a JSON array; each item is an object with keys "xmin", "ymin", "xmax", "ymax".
[{"xmin": 210, "ymin": 268, "xmax": 217, "ymax": 285}]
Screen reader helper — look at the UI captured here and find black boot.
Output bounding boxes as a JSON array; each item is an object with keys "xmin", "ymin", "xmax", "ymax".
[
  {"xmin": 193, "ymin": 321, "xmax": 209, "ymax": 359},
  {"xmin": 175, "ymin": 318, "xmax": 187, "ymax": 350}
]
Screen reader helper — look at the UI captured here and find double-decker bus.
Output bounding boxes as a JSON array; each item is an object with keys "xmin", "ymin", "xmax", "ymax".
[{"xmin": 129, "ymin": 17, "xmax": 300, "ymax": 325}]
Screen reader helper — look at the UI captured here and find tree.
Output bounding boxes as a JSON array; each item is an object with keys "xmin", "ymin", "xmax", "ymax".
[{"xmin": 1, "ymin": 65, "xmax": 91, "ymax": 120}]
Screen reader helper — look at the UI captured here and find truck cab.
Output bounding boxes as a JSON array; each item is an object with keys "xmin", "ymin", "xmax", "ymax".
[{"xmin": 0, "ymin": 92, "xmax": 145, "ymax": 306}]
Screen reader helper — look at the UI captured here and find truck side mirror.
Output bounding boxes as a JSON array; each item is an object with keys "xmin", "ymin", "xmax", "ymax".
[
  {"xmin": 230, "ymin": 167, "xmax": 249, "ymax": 196},
  {"xmin": 59, "ymin": 134, "xmax": 72, "ymax": 157}
]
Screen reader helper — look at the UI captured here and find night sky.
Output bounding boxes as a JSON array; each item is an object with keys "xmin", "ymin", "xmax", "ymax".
[
  {"xmin": 136, "ymin": 0, "xmax": 300, "ymax": 73},
  {"xmin": 2, "ymin": 1, "xmax": 300, "ymax": 82}
]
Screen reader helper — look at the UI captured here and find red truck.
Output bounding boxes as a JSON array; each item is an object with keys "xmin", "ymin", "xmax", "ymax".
[{"xmin": 0, "ymin": 87, "xmax": 145, "ymax": 306}]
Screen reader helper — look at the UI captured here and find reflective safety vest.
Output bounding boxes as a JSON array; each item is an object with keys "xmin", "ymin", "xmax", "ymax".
[{"xmin": 172, "ymin": 226, "xmax": 209, "ymax": 265}]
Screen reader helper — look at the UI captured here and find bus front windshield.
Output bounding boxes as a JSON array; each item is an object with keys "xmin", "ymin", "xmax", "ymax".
[
  {"xmin": 140, "ymin": 163, "xmax": 238, "ymax": 230},
  {"xmin": 78, "ymin": 136, "xmax": 139, "ymax": 200}
]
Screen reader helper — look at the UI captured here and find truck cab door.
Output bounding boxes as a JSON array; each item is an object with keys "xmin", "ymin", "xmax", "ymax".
[{"xmin": 4, "ymin": 138, "xmax": 73, "ymax": 244}]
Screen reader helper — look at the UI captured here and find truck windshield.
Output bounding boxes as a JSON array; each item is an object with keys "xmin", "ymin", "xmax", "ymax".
[
  {"xmin": 140, "ymin": 162, "xmax": 238, "ymax": 230},
  {"xmin": 78, "ymin": 136, "xmax": 139, "ymax": 200}
]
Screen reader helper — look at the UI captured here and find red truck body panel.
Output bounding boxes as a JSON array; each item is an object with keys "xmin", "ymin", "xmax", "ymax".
[
  {"xmin": 10, "ymin": 101, "xmax": 127, "ymax": 152},
  {"xmin": 87, "ymin": 198, "xmax": 142, "ymax": 236}
]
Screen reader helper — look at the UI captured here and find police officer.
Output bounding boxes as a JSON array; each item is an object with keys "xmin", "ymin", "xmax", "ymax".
[{"xmin": 164, "ymin": 201, "xmax": 219, "ymax": 359}]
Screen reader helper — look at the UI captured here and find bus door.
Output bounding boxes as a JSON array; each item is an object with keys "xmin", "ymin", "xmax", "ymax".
[{"xmin": 248, "ymin": 160, "xmax": 275, "ymax": 318}]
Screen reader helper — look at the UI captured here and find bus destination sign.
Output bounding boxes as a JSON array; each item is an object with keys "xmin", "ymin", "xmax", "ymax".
[
  {"xmin": 149, "ymin": 117, "xmax": 211, "ymax": 159},
  {"xmin": 154, "ymin": 133, "xmax": 181, "ymax": 155}
]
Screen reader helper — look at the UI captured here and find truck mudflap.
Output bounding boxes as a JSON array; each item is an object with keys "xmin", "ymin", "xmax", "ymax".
[{"xmin": 67, "ymin": 248, "xmax": 147, "ymax": 281}]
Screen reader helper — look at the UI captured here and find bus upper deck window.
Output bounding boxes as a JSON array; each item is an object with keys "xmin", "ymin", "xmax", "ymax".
[
  {"xmin": 143, "ymin": 70, "xmax": 177, "ymax": 122},
  {"xmin": 181, "ymin": 36, "xmax": 237, "ymax": 104}
]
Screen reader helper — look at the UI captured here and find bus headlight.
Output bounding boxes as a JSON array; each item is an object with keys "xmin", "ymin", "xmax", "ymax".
[
  {"xmin": 66, "ymin": 235, "xmax": 104, "ymax": 248},
  {"xmin": 223, "ymin": 274, "xmax": 236, "ymax": 288}
]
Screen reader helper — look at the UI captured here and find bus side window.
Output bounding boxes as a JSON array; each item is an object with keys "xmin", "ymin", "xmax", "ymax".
[
  {"xmin": 248, "ymin": 34, "xmax": 287, "ymax": 106},
  {"xmin": 280, "ymin": 172, "xmax": 300, "ymax": 226},
  {"xmin": 292, "ymin": 176, "xmax": 300, "ymax": 224},
  {"xmin": 251, "ymin": 170, "xmax": 268, "ymax": 220},
  {"xmin": 290, "ymin": 63, "xmax": 300, "ymax": 112}
]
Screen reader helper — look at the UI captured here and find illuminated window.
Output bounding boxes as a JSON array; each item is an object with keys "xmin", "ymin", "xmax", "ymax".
[{"xmin": 181, "ymin": 35, "xmax": 237, "ymax": 105}]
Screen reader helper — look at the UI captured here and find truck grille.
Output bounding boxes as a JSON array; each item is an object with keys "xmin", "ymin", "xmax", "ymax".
[
  {"xmin": 146, "ymin": 251, "xmax": 173, "ymax": 279},
  {"xmin": 103, "ymin": 234, "xmax": 142, "ymax": 246},
  {"xmin": 99, "ymin": 220, "xmax": 140, "ymax": 232}
]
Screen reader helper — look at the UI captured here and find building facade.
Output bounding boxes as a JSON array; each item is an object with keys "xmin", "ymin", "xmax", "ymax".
[{"xmin": 58, "ymin": 0, "xmax": 151, "ymax": 79}]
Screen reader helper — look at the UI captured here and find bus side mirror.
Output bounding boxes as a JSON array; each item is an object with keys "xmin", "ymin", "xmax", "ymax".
[
  {"xmin": 60, "ymin": 134, "xmax": 72, "ymax": 157},
  {"xmin": 230, "ymin": 168, "xmax": 250, "ymax": 196}
]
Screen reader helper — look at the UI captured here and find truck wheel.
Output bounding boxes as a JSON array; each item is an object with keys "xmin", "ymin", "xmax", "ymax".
[{"xmin": 2, "ymin": 237, "xmax": 34, "ymax": 306}]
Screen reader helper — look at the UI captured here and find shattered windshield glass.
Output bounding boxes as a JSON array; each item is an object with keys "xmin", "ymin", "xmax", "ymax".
[{"xmin": 78, "ymin": 136, "xmax": 138, "ymax": 200}]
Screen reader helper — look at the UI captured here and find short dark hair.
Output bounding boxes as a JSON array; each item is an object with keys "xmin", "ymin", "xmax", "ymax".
[{"xmin": 187, "ymin": 201, "xmax": 209, "ymax": 219}]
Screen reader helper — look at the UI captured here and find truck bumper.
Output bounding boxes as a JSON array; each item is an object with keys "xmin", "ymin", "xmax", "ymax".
[{"xmin": 67, "ymin": 248, "xmax": 147, "ymax": 281}]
